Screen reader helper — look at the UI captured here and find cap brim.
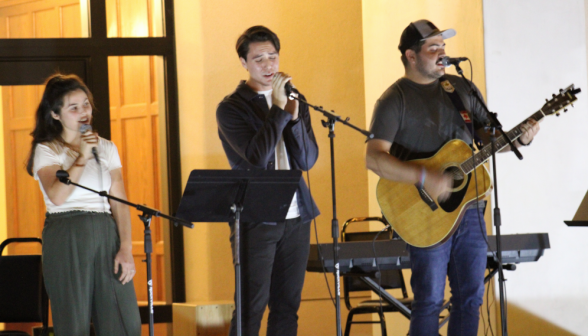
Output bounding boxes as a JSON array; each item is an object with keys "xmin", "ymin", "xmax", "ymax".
[
  {"xmin": 439, "ymin": 28, "xmax": 456, "ymax": 40},
  {"xmin": 422, "ymin": 28, "xmax": 456, "ymax": 41}
]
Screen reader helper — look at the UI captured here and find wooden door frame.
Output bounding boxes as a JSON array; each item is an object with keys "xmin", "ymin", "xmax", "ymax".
[{"xmin": 0, "ymin": 0, "xmax": 186, "ymax": 308}]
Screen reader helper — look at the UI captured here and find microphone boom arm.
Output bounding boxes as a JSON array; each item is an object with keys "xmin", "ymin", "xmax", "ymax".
[
  {"xmin": 452, "ymin": 61, "xmax": 523, "ymax": 160},
  {"xmin": 289, "ymin": 95, "xmax": 374, "ymax": 139},
  {"xmin": 55, "ymin": 170, "xmax": 193, "ymax": 228}
]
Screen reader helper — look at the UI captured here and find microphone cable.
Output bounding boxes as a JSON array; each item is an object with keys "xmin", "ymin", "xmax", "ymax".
[
  {"xmin": 462, "ymin": 59, "xmax": 501, "ymax": 336},
  {"xmin": 81, "ymin": 124, "xmax": 105, "ymax": 213},
  {"xmin": 296, "ymin": 92, "xmax": 337, "ymax": 308},
  {"xmin": 371, "ymin": 223, "xmax": 395, "ymax": 318},
  {"xmin": 91, "ymin": 130, "xmax": 105, "ymax": 213},
  {"xmin": 96, "ymin": 141, "xmax": 105, "ymax": 214}
]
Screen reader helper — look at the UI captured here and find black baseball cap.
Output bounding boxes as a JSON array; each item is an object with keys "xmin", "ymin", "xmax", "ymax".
[{"xmin": 398, "ymin": 19, "xmax": 456, "ymax": 54}]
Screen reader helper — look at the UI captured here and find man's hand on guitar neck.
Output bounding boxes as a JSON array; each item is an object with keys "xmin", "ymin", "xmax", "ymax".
[
  {"xmin": 479, "ymin": 118, "xmax": 540, "ymax": 152},
  {"xmin": 518, "ymin": 119, "xmax": 540, "ymax": 146}
]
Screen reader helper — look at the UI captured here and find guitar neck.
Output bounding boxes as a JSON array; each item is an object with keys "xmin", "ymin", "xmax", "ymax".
[{"xmin": 461, "ymin": 110, "xmax": 545, "ymax": 174}]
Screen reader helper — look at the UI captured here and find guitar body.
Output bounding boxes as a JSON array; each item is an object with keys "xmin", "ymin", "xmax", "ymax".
[{"xmin": 376, "ymin": 139, "xmax": 492, "ymax": 248}]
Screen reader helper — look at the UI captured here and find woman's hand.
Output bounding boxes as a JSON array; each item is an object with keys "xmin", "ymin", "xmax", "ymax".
[
  {"xmin": 79, "ymin": 130, "xmax": 98, "ymax": 164},
  {"xmin": 114, "ymin": 247, "xmax": 136, "ymax": 285}
]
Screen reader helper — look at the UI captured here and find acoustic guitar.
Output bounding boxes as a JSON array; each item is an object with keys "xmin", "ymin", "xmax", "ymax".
[{"xmin": 376, "ymin": 84, "xmax": 581, "ymax": 248}]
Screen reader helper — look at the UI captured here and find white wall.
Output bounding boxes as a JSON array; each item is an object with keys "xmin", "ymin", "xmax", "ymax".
[{"xmin": 483, "ymin": 0, "xmax": 588, "ymax": 334}]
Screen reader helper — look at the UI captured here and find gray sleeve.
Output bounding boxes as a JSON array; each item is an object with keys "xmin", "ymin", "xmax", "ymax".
[{"xmin": 369, "ymin": 88, "xmax": 403, "ymax": 144}]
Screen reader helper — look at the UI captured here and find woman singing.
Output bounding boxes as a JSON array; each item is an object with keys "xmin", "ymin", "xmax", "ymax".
[{"xmin": 26, "ymin": 74, "xmax": 141, "ymax": 335}]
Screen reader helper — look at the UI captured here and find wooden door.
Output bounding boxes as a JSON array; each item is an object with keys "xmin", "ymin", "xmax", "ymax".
[
  {"xmin": 106, "ymin": 1, "xmax": 167, "ymax": 335},
  {"xmin": 108, "ymin": 54, "xmax": 167, "ymax": 336},
  {"xmin": 2, "ymin": 84, "xmax": 45, "ymax": 256}
]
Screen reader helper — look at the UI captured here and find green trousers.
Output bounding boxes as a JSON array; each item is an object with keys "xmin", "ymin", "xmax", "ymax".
[{"xmin": 42, "ymin": 211, "xmax": 141, "ymax": 336}]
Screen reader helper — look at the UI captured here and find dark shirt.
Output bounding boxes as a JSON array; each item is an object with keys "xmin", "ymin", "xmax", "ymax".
[
  {"xmin": 216, "ymin": 81, "xmax": 320, "ymax": 222},
  {"xmin": 369, "ymin": 75, "xmax": 489, "ymax": 161}
]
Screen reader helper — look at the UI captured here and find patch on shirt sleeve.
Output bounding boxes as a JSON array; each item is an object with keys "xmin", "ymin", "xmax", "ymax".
[
  {"xmin": 440, "ymin": 80, "xmax": 455, "ymax": 93},
  {"xmin": 460, "ymin": 111, "xmax": 471, "ymax": 122}
]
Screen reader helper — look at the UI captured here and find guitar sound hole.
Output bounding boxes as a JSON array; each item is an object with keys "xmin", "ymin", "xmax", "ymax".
[
  {"xmin": 439, "ymin": 166, "xmax": 471, "ymax": 213},
  {"xmin": 444, "ymin": 166, "xmax": 465, "ymax": 189}
]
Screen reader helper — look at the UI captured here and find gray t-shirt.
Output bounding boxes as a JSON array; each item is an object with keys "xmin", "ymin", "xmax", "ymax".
[{"xmin": 369, "ymin": 75, "xmax": 489, "ymax": 161}]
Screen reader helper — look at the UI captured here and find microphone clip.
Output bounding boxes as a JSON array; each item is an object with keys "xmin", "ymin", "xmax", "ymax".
[
  {"xmin": 285, "ymin": 82, "xmax": 299, "ymax": 99},
  {"xmin": 441, "ymin": 56, "xmax": 469, "ymax": 68},
  {"xmin": 56, "ymin": 170, "xmax": 71, "ymax": 185}
]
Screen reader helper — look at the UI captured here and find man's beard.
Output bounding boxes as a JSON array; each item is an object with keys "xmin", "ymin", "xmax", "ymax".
[{"xmin": 415, "ymin": 55, "xmax": 444, "ymax": 80}]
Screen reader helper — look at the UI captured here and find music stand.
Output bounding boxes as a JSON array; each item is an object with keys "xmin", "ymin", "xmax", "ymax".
[
  {"xmin": 565, "ymin": 189, "xmax": 588, "ymax": 226},
  {"xmin": 175, "ymin": 169, "xmax": 301, "ymax": 336}
]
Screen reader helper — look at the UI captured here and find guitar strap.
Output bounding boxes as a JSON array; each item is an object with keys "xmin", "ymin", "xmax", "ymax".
[{"xmin": 439, "ymin": 76, "xmax": 484, "ymax": 150}]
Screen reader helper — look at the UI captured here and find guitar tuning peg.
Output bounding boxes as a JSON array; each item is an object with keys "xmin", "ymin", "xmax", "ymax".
[
  {"xmin": 572, "ymin": 104, "xmax": 574, "ymax": 107},
  {"xmin": 560, "ymin": 88, "xmax": 564, "ymax": 93},
  {"xmin": 564, "ymin": 109, "xmax": 568, "ymax": 113},
  {"xmin": 552, "ymin": 94, "xmax": 556, "ymax": 97},
  {"xmin": 556, "ymin": 112, "xmax": 560, "ymax": 117}
]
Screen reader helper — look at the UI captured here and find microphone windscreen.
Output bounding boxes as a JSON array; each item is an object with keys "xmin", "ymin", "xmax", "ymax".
[
  {"xmin": 441, "ymin": 56, "xmax": 452, "ymax": 67},
  {"xmin": 79, "ymin": 124, "xmax": 92, "ymax": 133}
]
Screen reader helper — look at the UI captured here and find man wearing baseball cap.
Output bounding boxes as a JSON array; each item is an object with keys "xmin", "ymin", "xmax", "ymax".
[{"xmin": 365, "ymin": 20, "xmax": 539, "ymax": 335}]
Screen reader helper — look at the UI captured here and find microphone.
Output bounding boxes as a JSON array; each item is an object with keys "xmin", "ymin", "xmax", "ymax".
[
  {"xmin": 441, "ymin": 56, "xmax": 469, "ymax": 67},
  {"xmin": 56, "ymin": 170, "xmax": 70, "ymax": 184},
  {"xmin": 285, "ymin": 81, "xmax": 299, "ymax": 97},
  {"xmin": 79, "ymin": 123, "xmax": 92, "ymax": 134},
  {"xmin": 79, "ymin": 124, "xmax": 99, "ymax": 164}
]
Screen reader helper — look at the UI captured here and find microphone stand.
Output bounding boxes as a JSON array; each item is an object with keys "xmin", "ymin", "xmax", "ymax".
[
  {"xmin": 289, "ymin": 93, "xmax": 373, "ymax": 336},
  {"xmin": 453, "ymin": 62, "xmax": 520, "ymax": 336},
  {"xmin": 56, "ymin": 170, "xmax": 194, "ymax": 336}
]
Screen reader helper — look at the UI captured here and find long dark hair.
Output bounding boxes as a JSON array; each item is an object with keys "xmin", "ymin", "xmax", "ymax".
[{"xmin": 26, "ymin": 74, "xmax": 95, "ymax": 176}]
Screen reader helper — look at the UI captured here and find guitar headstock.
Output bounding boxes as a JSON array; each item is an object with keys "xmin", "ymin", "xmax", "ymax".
[{"xmin": 542, "ymin": 84, "xmax": 582, "ymax": 117}]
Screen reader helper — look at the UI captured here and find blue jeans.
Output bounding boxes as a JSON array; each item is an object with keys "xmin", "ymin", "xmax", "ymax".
[{"xmin": 408, "ymin": 207, "xmax": 487, "ymax": 336}]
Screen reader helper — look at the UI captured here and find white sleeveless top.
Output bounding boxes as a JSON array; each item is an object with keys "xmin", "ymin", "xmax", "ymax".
[{"xmin": 33, "ymin": 138, "xmax": 122, "ymax": 214}]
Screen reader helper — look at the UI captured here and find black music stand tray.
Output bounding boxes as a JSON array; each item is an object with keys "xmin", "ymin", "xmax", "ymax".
[
  {"xmin": 175, "ymin": 169, "xmax": 301, "ymax": 336},
  {"xmin": 565, "ymin": 189, "xmax": 588, "ymax": 226}
]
